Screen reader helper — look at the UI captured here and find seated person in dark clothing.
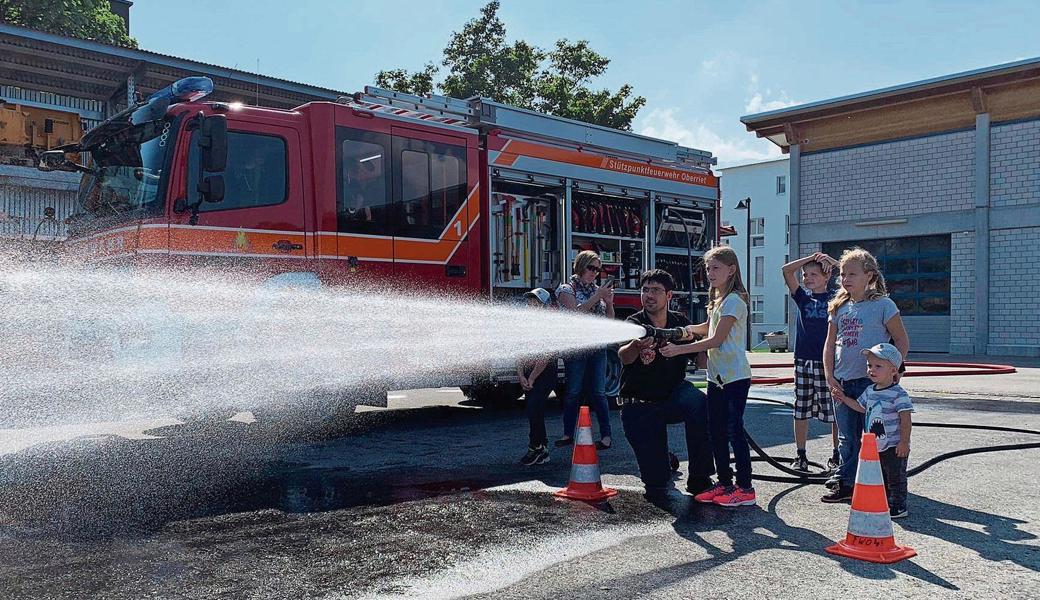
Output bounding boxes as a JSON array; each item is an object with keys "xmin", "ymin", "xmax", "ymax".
[
  {"xmin": 339, "ymin": 158, "xmax": 385, "ymax": 233},
  {"xmin": 618, "ymin": 269, "xmax": 715, "ymax": 497},
  {"xmin": 343, "ymin": 160, "xmax": 378, "ymax": 221}
]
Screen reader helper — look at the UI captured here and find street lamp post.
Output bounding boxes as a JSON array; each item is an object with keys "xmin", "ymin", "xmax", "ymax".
[{"xmin": 735, "ymin": 197, "xmax": 752, "ymax": 351}]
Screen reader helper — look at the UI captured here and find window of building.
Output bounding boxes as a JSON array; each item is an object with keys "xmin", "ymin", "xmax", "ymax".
[
  {"xmin": 336, "ymin": 127, "xmax": 390, "ymax": 234},
  {"xmin": 750, "ymin": 216, "xmax": 765, "ymax": 247},
  {"xmin": 754, "ymin": 255, "xmax": 764, "ymax": 287},
  {"xmin": 821, "ymin": 235, "xmax": 951, "ymax": 316},
  {"xmin": 191, "ymin": 131, "xmax": 287, "ymax": 212},
  {"xmin": 394, "ymin": 137, "xmax": 467, "ymax": 240},
  {"xmin": 776, "ymin": 175, "xmax": 786, "ymax": 194},
  {"xmin": 752, "ymin": 295, "xmax": 764, "ymax": 324},
  {"xmin": 785, "ymin": 215, "xmax": 790, "ymax": 245}
]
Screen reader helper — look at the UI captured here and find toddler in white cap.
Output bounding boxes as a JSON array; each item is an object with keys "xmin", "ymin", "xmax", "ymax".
[{"xmin": 832, "ymin": 342, "xmax": 915, "ymax": 518}]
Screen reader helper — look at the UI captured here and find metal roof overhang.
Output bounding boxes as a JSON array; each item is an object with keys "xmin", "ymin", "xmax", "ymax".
[{"xmin": 0, "ymin": 23, "xmax": 346, "ymax": 110}]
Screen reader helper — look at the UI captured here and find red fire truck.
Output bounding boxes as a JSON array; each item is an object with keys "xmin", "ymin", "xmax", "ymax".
[{"xmin": 39, "ymin": 77, "xmax": 719, "ymax": 406}]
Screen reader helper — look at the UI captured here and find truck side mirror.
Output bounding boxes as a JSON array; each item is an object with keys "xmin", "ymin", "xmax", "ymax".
[
  {"xmin": 199, "ymin": 115, "xmax": 227, "ymax": 172},
  {"xmin": 198, "ymin": 175, "xmax": 225, "ymax": 204}
]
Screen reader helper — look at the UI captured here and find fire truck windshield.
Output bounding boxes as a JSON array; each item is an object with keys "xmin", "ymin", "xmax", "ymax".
[{"xmin": 72, "ymin": 116, "xmax": 177, "ymax": 232}]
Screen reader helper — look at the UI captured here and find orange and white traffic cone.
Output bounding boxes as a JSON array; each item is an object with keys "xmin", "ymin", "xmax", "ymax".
[
  {"xmin": 826, "ymin": 432, "xmax": 916, "ymax": 564},
  {"xmin": 555, "ymin": 406, "xmax": 618, "ymax": 502}
]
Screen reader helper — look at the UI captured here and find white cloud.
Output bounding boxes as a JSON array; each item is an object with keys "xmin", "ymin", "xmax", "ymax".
[
  {"xmin": 636, "ymin": 107, "xmax": 784, "ymax": 169},
  {"xmin": 744, "ymin": 92, "xmax": 801, "ymax": 114},
  {"xmin": 744, "ymin": 72, "xmax": 801, "ymax": 114}
]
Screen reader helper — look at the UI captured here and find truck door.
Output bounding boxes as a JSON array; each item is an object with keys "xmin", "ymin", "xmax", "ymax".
[
  {"xmin": 174, "ymin": 121, "xmax": 307, "ymax": 270},
  {"xmin": 334, "ymin": 126, "xmax": 394, "ymax": 279},
  {"xmin": 390, "ymin": 127, "xmax": 473, "ymax": 290}
]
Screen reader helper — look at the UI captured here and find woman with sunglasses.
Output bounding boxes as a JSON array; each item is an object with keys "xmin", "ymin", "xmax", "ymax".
[{"xmin": 554, "ymin": 250, "xmax": 615, "ymax": 449}]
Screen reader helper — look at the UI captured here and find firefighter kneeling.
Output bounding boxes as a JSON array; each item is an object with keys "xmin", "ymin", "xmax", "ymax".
[{"xmin": 618, "ymin": 269, "xmax": 715, "ymax": 498}]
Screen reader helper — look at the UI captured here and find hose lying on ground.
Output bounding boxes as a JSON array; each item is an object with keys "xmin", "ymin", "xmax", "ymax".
[{"xmin": 743, "ymin": 395, "xmax": 1040, "ymax": 484}]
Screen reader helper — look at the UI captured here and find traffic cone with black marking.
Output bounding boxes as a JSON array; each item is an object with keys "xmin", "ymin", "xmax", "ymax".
[
  {"xmin": 555, "ymin": 406, "xmax": 617, "ymax": 502},
  {"xmin": 826, "ymin": 432, "xmax": 916, "ymax": 564}
]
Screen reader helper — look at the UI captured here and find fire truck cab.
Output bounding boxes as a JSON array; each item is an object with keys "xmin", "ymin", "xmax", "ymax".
[{"xmin": 42, "ymin": 77, "xmax": 720, "ymax": 407}]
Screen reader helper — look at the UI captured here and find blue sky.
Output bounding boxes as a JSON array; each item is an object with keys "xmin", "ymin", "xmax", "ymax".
[{"xmin": 133, "ymin": 0, "xmax": 1039, "ymax": 167}]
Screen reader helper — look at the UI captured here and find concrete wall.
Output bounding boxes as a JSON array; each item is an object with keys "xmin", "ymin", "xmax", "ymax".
[
  {"xmin": 800, "ymin": 129, "xmax": 975, "ymax": 225},
  {"xmin": 991, "ymin": 119, "xmax": 1040, "ymax": 209},
  {"xmin": 986, "ymin": 119, "xmax": 1040, "ymax": 356},
  {"xmin": 988, "ymin": 227, "xmax": 1040, "ymax": 352},
  {"xmin": 949, "ymin": 231, "xmax": 975, "ymax": 353}
]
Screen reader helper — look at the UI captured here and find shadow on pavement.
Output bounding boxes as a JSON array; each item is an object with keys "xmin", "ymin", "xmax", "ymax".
[
  {"xmin": 576, "ymin": 484, "xmax": 959, "ymax": 597},
  {"xmin": 900, "ymin": 492, "xmax": 1038, "ymax": 573}
]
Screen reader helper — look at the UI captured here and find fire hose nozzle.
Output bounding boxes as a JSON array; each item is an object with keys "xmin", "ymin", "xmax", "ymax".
[{"xmin": 643, "ymin": 326, "xmax": 688, "ymax": 343}]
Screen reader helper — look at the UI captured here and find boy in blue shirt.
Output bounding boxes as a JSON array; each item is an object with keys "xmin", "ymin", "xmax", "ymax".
[
  {"xmin": 833, "ymin": 343, "xmax": 914, "ymax": 518},
  {"xmin": 782, "ymin": 253, "xmax": 840, "ymax": 472}
]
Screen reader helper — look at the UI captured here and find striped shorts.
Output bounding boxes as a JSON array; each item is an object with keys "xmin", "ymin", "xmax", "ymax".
[{"xmin": 794, "ymin": 359, "xmax": 835, "ymax": 422}]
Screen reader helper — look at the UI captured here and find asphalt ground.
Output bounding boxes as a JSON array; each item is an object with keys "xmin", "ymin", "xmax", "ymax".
[{"xmin": 0, "ymin": 382, "xmax": 1038, "ymax": 599}]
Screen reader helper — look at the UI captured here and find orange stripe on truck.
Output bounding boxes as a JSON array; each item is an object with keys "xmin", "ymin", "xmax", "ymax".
[
  {"xmin": 493, "ymin": 139, "xmax": 718, "ymax": 187},
  {"xmin": 68, "ymin": 185, "xmax": 479, "ymax": 264},
  {"xmin": 169, "ymin": 228, "xmax": 307, "ymax": 256}
]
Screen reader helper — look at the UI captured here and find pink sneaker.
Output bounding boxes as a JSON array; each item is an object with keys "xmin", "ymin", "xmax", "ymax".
[
  {"xmin": 713, "ymin": 486, "xmax": 756, "ymax": 507},
  {"xmin": 693, "ymin": 483, "xmax": 728, "ymax": 503}
]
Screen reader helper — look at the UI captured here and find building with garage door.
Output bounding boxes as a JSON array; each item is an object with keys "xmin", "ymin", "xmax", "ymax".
[{"xmin": 742, "ymin": 57, "xmax": 1040, "ymax": 356}]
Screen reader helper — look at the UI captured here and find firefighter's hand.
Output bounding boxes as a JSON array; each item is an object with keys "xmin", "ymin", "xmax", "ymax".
[
  {"xmin": 895, "ymin": 440, "xmax": 910, "ymax": 458},
  {"xmin": 636, "ymin": 337, "xmax": 656, "ymax": 350},
  {"xmin": 518, "ymin": 375, "xmax": 531, "ymax": 391},
  {"xmin": 659, "ymin": 343, "xmax": 689, "ymax": 357}
]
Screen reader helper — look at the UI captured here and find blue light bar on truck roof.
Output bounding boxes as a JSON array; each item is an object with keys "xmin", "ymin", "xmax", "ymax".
[{"xmin": 147, "ymin": 76, "xmax": 214, "ymax": 103}]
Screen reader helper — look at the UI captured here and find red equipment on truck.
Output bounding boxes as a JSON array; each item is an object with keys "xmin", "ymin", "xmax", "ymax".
[{"xmin": 38, "ymin": 77, "xmax": 719, "ymax": 406}]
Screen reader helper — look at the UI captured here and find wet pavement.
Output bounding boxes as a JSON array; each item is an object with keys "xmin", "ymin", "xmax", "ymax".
[{"xmin": 1, "ymin": 387, "xmax": 1038, "ymax": 599}]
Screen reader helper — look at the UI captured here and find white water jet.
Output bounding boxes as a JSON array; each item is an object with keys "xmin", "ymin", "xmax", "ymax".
[{"xmin": 0, "ymin": 255, "xmax": 643, "ymax": 429}]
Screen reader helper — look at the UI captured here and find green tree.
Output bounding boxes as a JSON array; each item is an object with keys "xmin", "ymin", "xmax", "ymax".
[
  {"xmin": 438, "ymin": 1, "xmax": 542, "ymax": 108},
  {"xmin": 374, "ymin": 63, "xmax": 437, "ymax": 97},
  {"xmin": 374, "ymin": 1, "xmax": 644, "ymax": 130},
  {"xmin": 535, "ymin": 39, "xmax": 645, "ymax": 131},
  {"xmin": 0, "ymin": 0, "xmax": 137, "ymax": 48}
]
